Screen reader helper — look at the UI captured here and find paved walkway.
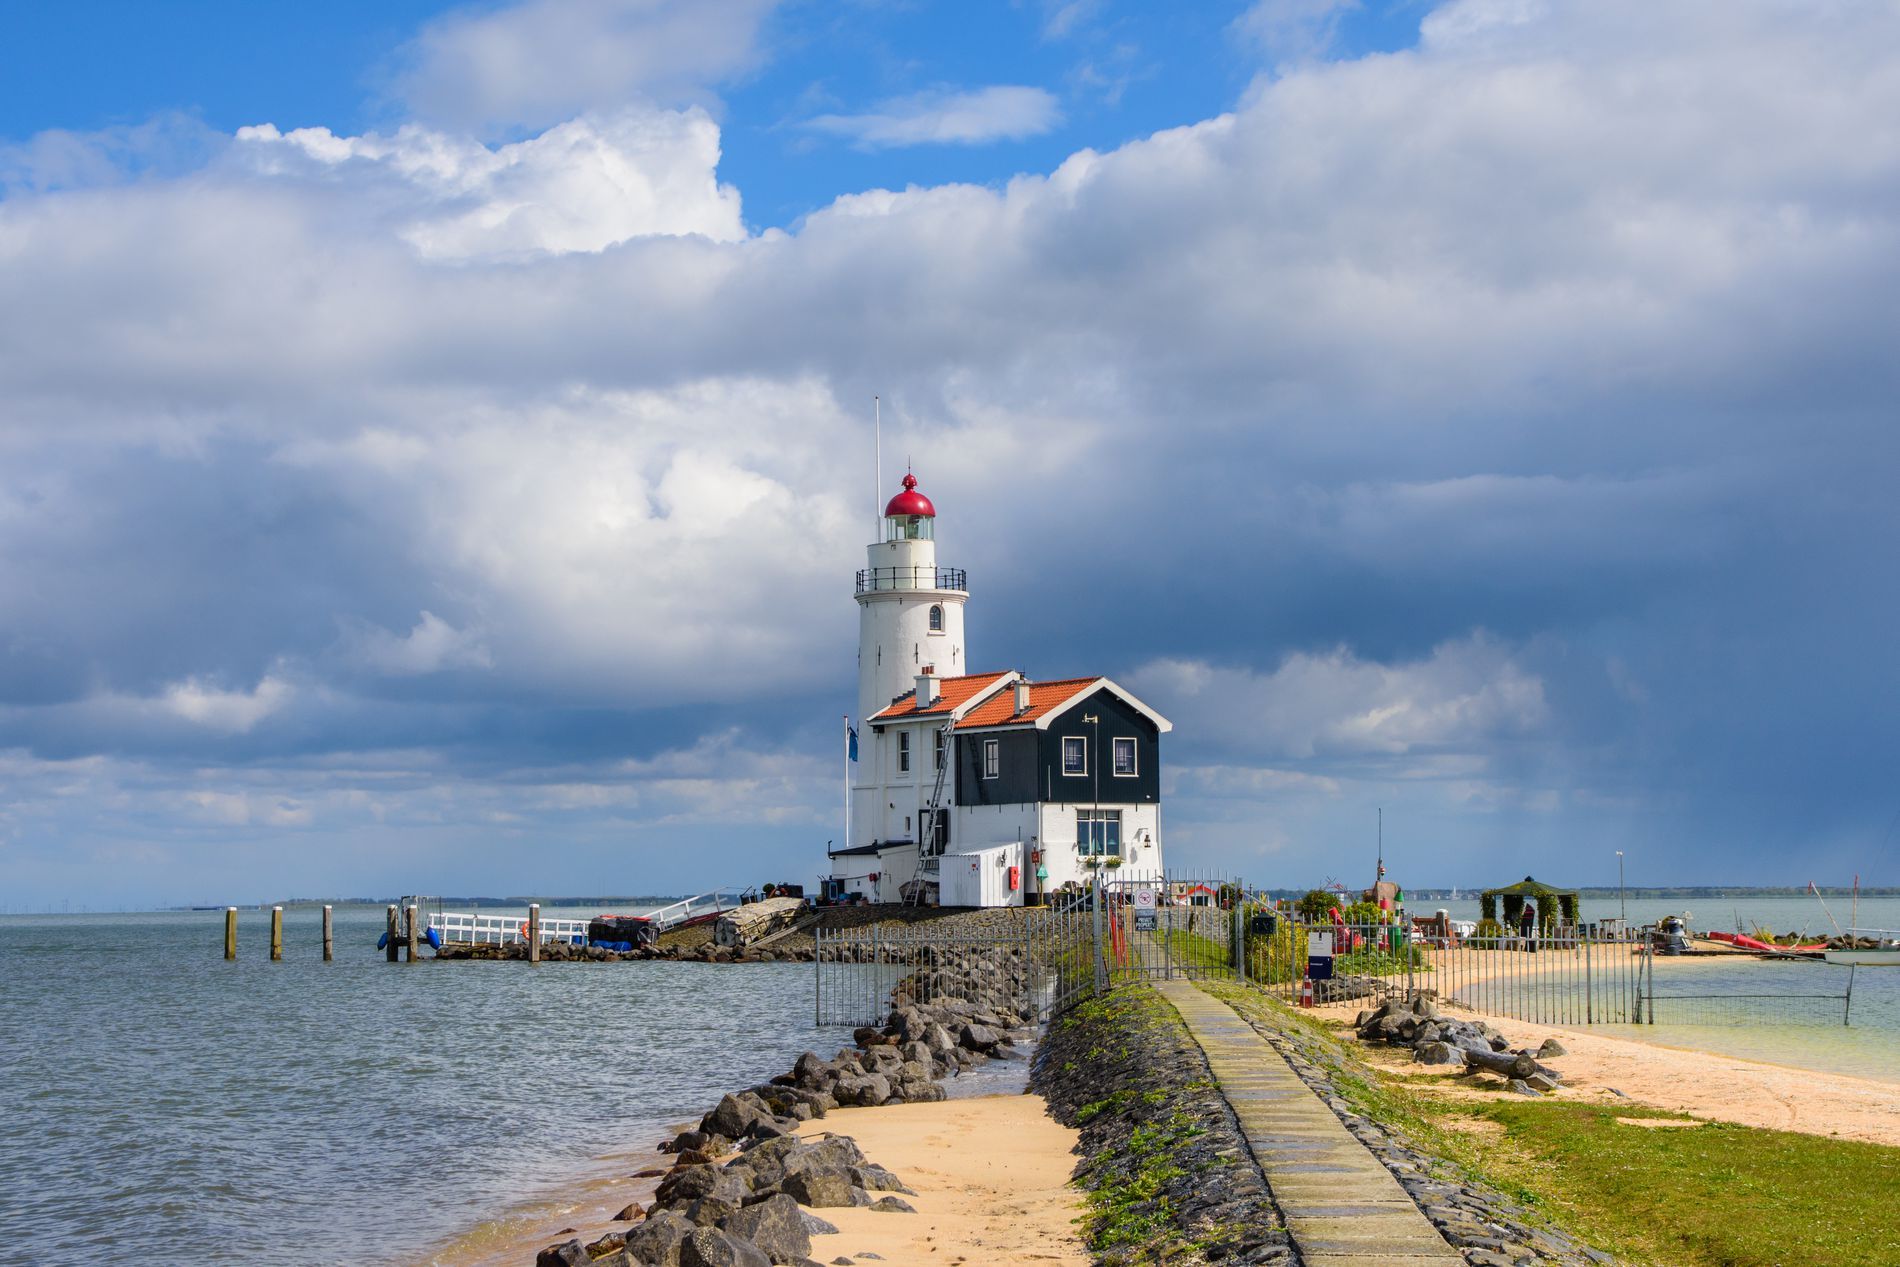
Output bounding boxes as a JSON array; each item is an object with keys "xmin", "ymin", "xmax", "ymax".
[{"xmin": 1154, "ymin": 980, "xmax": 1463, "ymax": 1267}]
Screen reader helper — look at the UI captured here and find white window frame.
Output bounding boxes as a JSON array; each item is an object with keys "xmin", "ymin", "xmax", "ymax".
[
  {"xmin": 1076, "ymin": 809, "xmax": 1122, "ymax": 856},
  {"xmin": 933, "ymin": 728, "xmax": 946, "ymax": 772},
  {"xmin": 982, "ymin": 739, "xmax": 1000, "ymax": 779},
  {"xmin": 1112, "ymin": 736, "xmax": 1137, "ymax": 777},
  {"xmin": 928, "ymin": 604, "xmax": 944, "ymax": 633},
  {"xmin": 897, "ymin": 731, "xmax": 911, "ymax": 773},
  {"xmin": 1061, "ymin": 734, "xmax": 1087, "ymax": 776}
]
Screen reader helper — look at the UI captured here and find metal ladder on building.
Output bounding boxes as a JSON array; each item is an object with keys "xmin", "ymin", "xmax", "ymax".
[{"xmin": 906, "ymin": 720, "xmax": 956, "ymax": 906}]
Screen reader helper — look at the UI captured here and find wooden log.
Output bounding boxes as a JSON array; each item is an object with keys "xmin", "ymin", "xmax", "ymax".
[
  {"xmin": 322, "ymin": 905, "xmax": 333, "ymax": 962},
  {"xmin": 224, "ymin": 907, "xmax": 238, "ymax": 960},
  {"xmin": 270, "ymin": 906, "xmax": 284, "ymax": 961},
  {"xmin": 1462, "ymin": 1047, "xmax": 1538, "ymax": 1080},
  {"xmin": 405, "ymin": 904, "xmax": 419, "ymax": 963},
  {"xmin": 527, "ymin": 902, "xmax": 541, "ymax": 964},
  {"xmin": 714, "ymin": 897, "xmax": 806, "ymax": 949},
  {"xmin": 385, "ymin": 905, "xmax": 400, "ymax": 963}
]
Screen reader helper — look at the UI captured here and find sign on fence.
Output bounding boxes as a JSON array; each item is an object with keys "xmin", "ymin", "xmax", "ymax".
[{"xmin": 1306, "ymin": 929, "xmax": 1335, "ymax": 981}]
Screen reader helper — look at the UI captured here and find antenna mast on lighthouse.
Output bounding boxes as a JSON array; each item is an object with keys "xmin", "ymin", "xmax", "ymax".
[{"xmin": 873, "ymin": 395, "xmax": 882, "ymax": 539}]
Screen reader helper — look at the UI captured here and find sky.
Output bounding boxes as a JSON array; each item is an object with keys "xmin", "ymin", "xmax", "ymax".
[{"xmin": 2, "ymin": 0, "xmax": 1898, "ymax": 909}]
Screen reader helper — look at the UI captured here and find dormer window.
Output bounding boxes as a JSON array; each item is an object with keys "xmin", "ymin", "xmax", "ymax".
[{"xmin": 928, "ymin": 604, "xmax": 944, "ymax": 632}]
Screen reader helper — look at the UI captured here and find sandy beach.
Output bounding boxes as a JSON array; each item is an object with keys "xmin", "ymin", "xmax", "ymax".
[
  {"xmin": 795, "ymin": 1094, "xmax": 1088, "ymax": 1266},
  {"xmin": 1311, "ymin": 996, "xmax": 1900, "ymax": 1147},
  {"xmin": 427, "ymin": 1091, "xmax": 1086, "ymax": 1267}
]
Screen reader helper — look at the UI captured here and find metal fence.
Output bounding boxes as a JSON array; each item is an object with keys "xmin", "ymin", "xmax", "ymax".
[
  {"xmin": 812, "ymin": 888, "xmax": 1864, "ymax": 1032},
  {"xmin": 1643, "ymin": 960, "xmax": 1859, "ymax": 1027},
  {"xmin": 813, "ymin": 907, "xmax": 1097, "ymax": 1028},
  {"xmin": 1245, "ymin": 918, "xmax": 1651, "ymax": 1026}
]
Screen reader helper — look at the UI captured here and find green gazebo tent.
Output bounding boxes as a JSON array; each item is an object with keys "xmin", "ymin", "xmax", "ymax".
[{"xmin": 1479, "ymin": 876, "xmax": 1580, "ymax": 930}]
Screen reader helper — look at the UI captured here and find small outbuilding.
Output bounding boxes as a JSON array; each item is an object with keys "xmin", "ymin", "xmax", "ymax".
[{"xmin": 1479, "ymin": 876, "xmax": 1580, "ymax": 930}]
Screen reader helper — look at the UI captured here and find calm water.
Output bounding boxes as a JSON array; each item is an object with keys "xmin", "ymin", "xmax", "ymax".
[
  {"xmin": 1423, "ymin": 895, "xmax": 1900, "ymax": 1081},
  {"xmin": 0, "ymin": 908, "xmax": 858, "ymax": 1267}
]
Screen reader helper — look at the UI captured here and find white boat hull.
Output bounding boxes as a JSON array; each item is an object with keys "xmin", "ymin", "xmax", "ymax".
[{"xmin": 1824, "ymin": 948, "xmax": 1900, "ymax": 966}]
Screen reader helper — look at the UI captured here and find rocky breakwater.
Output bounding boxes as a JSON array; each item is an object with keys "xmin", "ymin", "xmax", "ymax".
[
  {"xmin": 1355, "ymin": 992, "xmax": 1569, "ymax": 1096},
  {"xmin": 532, "ymin": 959, "xmax": 1036, "ymax": 1265},
  {"xmin": 435, "ymin": 940, "xmax": 816, "ymax": 964}
]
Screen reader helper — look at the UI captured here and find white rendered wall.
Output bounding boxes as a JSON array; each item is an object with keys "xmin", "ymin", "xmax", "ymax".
[
  {"xmin": 856, "ymin": 535, "xmax": 967, "ymax": 722},
  {"xmin": 851, "ymin": 716, "xmax": 953, "ymax": 848},
  {"xmin": 1036, "ymin": 802, "xmax": 1163, "ymax": 894}
]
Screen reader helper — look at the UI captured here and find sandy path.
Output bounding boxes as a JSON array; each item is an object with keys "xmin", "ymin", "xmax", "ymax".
[
  {"xmin": 797, "ymin": 1093, "xmax": 1088, "ymax": 1266},
  {"xmin": 1309, "ymin": 999, "xmax": 1900, "ymax": 1147}
]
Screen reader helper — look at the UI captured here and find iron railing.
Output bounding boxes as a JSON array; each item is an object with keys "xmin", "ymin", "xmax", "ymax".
[{"xmin": 855, "ymin": 565, "xmax": 966, "ymax": 594}]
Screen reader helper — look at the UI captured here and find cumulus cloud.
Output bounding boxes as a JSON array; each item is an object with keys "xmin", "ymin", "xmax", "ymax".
[
  {"xmin": 1131, "ymin": 637, "xmax": 1549, "ymax": 762},
  {"xmin": 342, "ymin": 612, "xmax": 492, "ymax": 675},
  {"xmin": 397, "ymin": 0, "xmax": 780, "ymax": 131},
  {"xmin": 161, "ymin": 676, "xmax": 294, "ymax": 734},
  {"xmin": 234, "ymin": 109, "xmax": 744, "ymax": 259},
  {"xmin": 805, "ymin": 86, "xmax": 1063, "ymax": 149},
  {"xmin": 4, "ymin": 0, "xmax": 1900, "ymax": 899}
]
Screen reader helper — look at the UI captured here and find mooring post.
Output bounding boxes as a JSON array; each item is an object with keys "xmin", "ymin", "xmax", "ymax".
[
  {"xmin": 322, "ymin": 905, "xmax": 334, "ymax": 962},
  {"xmin": 405, "ymin": 904, "xmax": 419, "ymax": 962},
  {"xmin": 224, "ymin": 906, "xmax": 238, "ymax": 960},
  {"xmin": 527, "ymin": 902, "xmax": 541, "ymax": 963},
  {"xmin": 385, "ymin": 905, "xmax": 400, "ymax": 963},
  {"xmin": 270, "ymin": 906, "xmax": 284, "ymax": 961}
]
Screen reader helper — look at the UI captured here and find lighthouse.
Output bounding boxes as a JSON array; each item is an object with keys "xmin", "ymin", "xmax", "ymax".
[
  {"xmin": 830, "ymin": 470, "xmax": 1173, "ymax": 906},
  {"xmin": 855, "ymin": 472, "xmax": 967, "ymax": 722}
]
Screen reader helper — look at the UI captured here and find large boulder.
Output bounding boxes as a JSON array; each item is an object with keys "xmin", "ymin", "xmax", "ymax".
[
  {"xmin": 720, "ymin": 1193, "xmax": 813, "ymax": 1264},
  {"xmin": 703, "ymin": 1093, "xmax": 767, "ymax": 1140},
  {"xmin": 625, "ymin": 1212, "xmax": 696, "ymax": 1267},
  {"xmin": 783, "ymin": 1169, "xmax": 858, "ymax": 1208},
  {"xmin": 680, "ymin": 1226, "xmax": 773, "ymax": 1267},
  {"xmin": 535, "ymin": 1240, "xmax": 589, "ymax": 1267},
  {"xmin": 958, "ymin": 1023, "xmax": 1000, "ymax": 1052}
]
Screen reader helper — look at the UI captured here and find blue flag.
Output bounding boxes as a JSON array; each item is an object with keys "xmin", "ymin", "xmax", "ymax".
[{"xmin": 848, "ymin": 725, "xmax": 859, "ymax": 762}]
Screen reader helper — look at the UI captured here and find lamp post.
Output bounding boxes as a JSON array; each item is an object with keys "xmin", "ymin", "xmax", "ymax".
[
  {"xmin": 1083, "ymin": 713, "xmax": 1101, "ymax": 863},
  {"xmin": 1616, "ymin": 851, "xmax": 1626, "ymax": 924}
]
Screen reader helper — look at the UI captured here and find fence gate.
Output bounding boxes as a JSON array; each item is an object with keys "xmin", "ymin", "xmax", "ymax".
[{"xmin": 1095, "ymin": 869, "xmax": 1247, "ymax": 984}]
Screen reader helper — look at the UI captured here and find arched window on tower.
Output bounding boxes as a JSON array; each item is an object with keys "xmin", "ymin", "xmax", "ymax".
[{"xmin": 928, "ymin": 604, "xmax": 944, "ymax": 632}]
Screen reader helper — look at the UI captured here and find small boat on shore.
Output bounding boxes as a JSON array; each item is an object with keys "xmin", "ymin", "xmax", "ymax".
[{"xmin": 1706, "ymin": 930, "xmax": 1828, "ymax": 956}]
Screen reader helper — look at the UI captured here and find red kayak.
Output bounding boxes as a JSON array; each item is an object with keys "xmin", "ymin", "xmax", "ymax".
[{"xmin": 1706, "ymin": 930, "xmax": 1829, "ymax": 953}]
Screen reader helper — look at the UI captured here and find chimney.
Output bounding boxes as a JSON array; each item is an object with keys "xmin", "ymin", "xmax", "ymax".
[
  {"xmin": 916, "ymin": 669, "xmax": 941, "ymax": 707},
  {"xmin": 1014, "ymin": 679, "xmax": 1031, "ymax": 714}
]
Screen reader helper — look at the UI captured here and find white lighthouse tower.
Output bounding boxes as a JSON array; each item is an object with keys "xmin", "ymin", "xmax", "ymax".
[{"xmin": 855, "ymin": 472, "xmax": 967, "ymax": 723}]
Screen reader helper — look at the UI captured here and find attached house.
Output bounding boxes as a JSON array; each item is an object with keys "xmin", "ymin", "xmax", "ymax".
[{"xmin": 828, "ymin": 472, "xmax": 1172, "ymax": 906}]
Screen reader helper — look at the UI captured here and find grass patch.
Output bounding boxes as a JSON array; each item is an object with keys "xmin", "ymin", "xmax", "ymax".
[
  {"xmin": 1200, "ymin": 979, "xmax": 1900, "ymax": 1267},
  {"xmin": 1472, "ymin": 1100, "xmax": 1900, "ymax": 1267}
]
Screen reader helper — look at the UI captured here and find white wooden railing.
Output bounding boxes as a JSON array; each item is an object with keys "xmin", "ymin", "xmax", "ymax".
[
  {"xmin": 643, "ymin": 886, "xmax": 749, "ymax": 931},
  {"xmin": 428, "ymin": 911, "xmax": 591, "ymax": 946}
]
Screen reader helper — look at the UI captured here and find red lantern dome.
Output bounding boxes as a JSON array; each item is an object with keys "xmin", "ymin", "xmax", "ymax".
[{"xmin": 883, "ymin": 472, "xmax": 936, "ymax": 518}]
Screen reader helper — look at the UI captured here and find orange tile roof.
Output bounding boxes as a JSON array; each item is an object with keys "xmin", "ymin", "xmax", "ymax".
[
  {"xmin": 953, "ymin": 677, "xmax": 1100, "ymax": 730},
  {"xmin": 867, "ymin": 671, "xmax": 1013, "ymax": 721}
]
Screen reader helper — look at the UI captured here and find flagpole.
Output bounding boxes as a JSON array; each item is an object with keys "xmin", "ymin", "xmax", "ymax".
[
  {"xmin": 873, "ymin": 396, "xmax": 882, "ymax": 539},
  {"xmin": 844, "ymin": 715, "xmax": 851, "ymax": 854}
]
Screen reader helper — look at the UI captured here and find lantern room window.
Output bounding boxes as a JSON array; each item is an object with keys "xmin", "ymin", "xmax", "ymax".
[{"xmin": 886, "ymin": 514, "xmax": 934, "ymax": 541}]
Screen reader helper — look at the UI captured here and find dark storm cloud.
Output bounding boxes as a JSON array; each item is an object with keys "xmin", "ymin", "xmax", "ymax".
[{"xmin": 3, "ymin": 0, "xmax": 1900, "ymax": 903}]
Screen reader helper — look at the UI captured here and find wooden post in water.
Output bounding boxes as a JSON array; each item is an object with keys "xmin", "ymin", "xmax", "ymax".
[
  {"xmin": 405, "ymin": 904, "xmax": 419, "ymax": 962},
  {"xmin": 322, "ymin": 905, "xmax": 334, "ymax": 962},
  {"xmin": 224, "ymin": 906, "xmax": 238, "ymax": 960},
  {"xmin": 270, "ymin": 906, "xmax": 284, "ymax": 961},
  {"xmin": 385, "ymin": 905, "xmax": 400, "ymax": 963},
  {"xmin": 527, "ymin": 902, "xmax": 542, "ymax": 964}
]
